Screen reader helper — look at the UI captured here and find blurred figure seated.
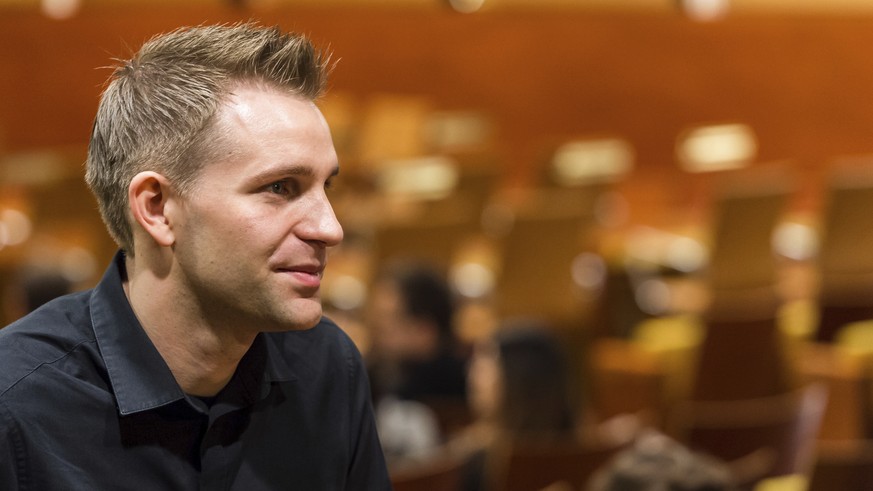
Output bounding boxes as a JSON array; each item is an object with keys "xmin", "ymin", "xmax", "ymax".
[
  {"xmin": 451, "ymin": 318, "xmax": 583, "ymax": 490},
  {"xmin": 366, "ymin": 260, "xmax": 469, "ymax": 463}
]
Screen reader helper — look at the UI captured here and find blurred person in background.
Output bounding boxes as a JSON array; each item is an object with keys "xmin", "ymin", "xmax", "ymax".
[
  {"xmin": 0, "ymin": 22, "xmax": 389, "ymax": 490},
  {"xmin": 366, "ymin": 259, "xmax": 470, "ymax": 463}
]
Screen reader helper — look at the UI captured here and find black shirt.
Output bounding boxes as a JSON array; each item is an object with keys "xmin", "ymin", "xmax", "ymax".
[{"xmin": 0, "ymin": 252, "xmax": 390, "ymax": 490}]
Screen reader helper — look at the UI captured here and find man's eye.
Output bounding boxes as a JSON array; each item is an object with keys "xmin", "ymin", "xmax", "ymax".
[{"xmin": 269, "ymin": 181, "xmax": 295, "ymax": 195}]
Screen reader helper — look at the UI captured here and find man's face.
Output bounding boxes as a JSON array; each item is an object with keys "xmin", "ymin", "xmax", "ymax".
[{"xmin": 168, "ymin": 84, "xmax": 343, "ymax": 333}]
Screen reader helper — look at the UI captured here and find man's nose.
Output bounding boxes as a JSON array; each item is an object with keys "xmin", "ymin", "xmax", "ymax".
[{"xmin": 303, "ymin": 192, "xmax": 344, "ymax": 247}]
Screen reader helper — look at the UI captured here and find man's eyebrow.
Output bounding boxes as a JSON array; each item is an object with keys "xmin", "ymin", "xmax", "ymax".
[{"xmin": 250, "ymin": 164, "xmax": 339, "ymax": 182}]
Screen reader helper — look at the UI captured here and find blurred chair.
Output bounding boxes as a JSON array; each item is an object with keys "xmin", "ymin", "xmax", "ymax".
[
  {"xmin": 833, "ymin": 321, "xmax": 873, "ymax": 439},
  {"xmin": 670, "ymin": 384, "xmax": 828, "ymax": 485},
  {"xmin": 588, "ymin": 337, "xmax": 668, "ymax": 427},
  {"xmin": 704, "ymin": 163, "xmax": 794, "ymax": 297},
  {"xmin": 700, "ymin": 161, "xmax": 795, "ymax": 321},
  {"xmin": 808, "ymin": 439, "xmax": 873, "ymax": 491},
  {"xmin": 372, "ymin": 213, "xmax": 482, "ymax": 275},
  {"xmin": 390, "ymin": 454, "xmax": 465, "ymax": 491},
  {"xmin": 487, "ymin": 436, "xmax": 630, "ymax": 491},
  {"xmin": 793, "ymin": 342, "xmax": 868, "ymax": 441},
  {"xmin": 631, "ymin": 314, "xmax": 704, "ymax": 410},
  {"xmin": 675, "ymin": 164, "xmax": 796, "ymax": 402},
  {"xmin": 815, "ymin": 157, "xmax": 873, "ymax": 342},
  {"xmin": 367, "ymin": 153, "xmax": 490, "ymax": 275},
  {"xmin": 489, "ymin": 187, "xmax": 602, "ymax": 331},
  {"xmin": 356, "ymin": 93, "xmax": 433, "ymax": 165},
  {"xmin": 691, "ymin": 313, "xmax": 794, "ymax": 402}
]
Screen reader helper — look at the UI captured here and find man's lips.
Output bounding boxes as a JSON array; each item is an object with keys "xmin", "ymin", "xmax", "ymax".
[{"xmin": 276, "ymin": 265, "xmax": 324, "ymax": 289}]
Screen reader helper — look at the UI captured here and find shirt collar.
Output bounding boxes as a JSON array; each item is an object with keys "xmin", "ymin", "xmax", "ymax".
[
  {"xmin": 89, "ymin": 251, "xmax": 186, "ymax": 415},
  {"xmin": 89, "ymin": 251, "xmax": 300, "ymax": 415}
]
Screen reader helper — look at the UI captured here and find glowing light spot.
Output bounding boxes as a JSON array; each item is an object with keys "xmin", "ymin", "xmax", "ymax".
[
  {"xmin": 451, "ymin": 262, "xmax": 495, "ymax": 299},
  {"xmin": 1, "ymin": 209, "xmax": 32, "ymax": 246},
  {"xmin": 773, "ymin": 221, "xmax": 818, "ymax": 261},
  {"xmin": 571, "ymin": 253, "xmax": 607, "ymax": 291},
  {"xmin": 328, "ymin": 275, "xmax": 367, "ymax": 311},
  {"xmin": 677, "ymin": 123, "xmax": 757, "ymax": 173},
  {"xmin": 448, "ymin": 0, "xmax": 486, "ymax": 14},
  {"xmin": 41, "ymin": 0, "xmax": 80, "ymax": 20}
]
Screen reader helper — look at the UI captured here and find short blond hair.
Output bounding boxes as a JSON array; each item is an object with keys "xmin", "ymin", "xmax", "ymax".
[{"xmin": 85, "ymin": 23, "xmax": 330, "ymax": 253}]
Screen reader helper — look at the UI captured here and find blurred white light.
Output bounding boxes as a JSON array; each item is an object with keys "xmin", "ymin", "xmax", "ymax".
[
  {"xmin": 679, "ymin": 0, "xmax": 730, "ymax": 21},
  {"xmin": 448, "ymin": 0, "xmax": 486, "ymax": 13},
  {"xmin": 677, "ymin": 123, "xmax": 757, "ymax": 173},
  {"xmin": 635, "ymin": 279, "xmax": 672, "ymax": 316},
  {"xmin": 665, "ymin": 236, "xmax": 708, "ymax": 273},
  {"xmin": 773, "ymin": 221, "xmax": 819, "ymax": 261},
  {"xmin": 571, "ymin": 253, "xmax": 607, "ymax": 290},
  {"xmin": 0, "ymin": 222, "xmax": 8, "ymax": 250},
  {"xmin": 328, "ymin": 275, "xmax": 368, "ymax": 311},
  {"xmin": 552, "ymin": 138, "xmax": 634, "ymax": 186},
  {"xmin": 377, "ymin": 156, "xmax": 458, "ymax": 200},
  {"xmin": 1, "ymin": 209, "xmax": 32, "ymax": 246},
  {"xmin": 41, "ymin": 0, "xmax": 80, "ymax": 20},
  {"xmin": 427, "ymin": 111, "xmax": 493, "ymax": 151},
  {"xmin": 450, "ymin": 262, "xmax": 495, "ymax": 299}
]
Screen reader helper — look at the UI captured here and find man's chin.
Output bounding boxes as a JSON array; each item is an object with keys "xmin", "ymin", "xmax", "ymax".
[{"xmin": 277, "ymin": 298, "xmax": 323, "ymax": 331}]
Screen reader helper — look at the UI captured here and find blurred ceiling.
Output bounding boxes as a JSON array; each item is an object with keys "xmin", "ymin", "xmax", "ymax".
[{"xmin": 3, "ymin": 0, "xmax": 873, "ymax": 15}]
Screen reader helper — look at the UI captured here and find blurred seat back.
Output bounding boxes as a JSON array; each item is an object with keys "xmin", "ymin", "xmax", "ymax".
[
  {"xmin": 391, "ymin": 454, "xmax": 465, "ymax": 491},
  {"xmin": 671, "ymin": 384, "xmax": 828, "ymax": 484},
  {"xmin": 808, "ymin": 440, "xmax": 873, "ymax": 491},
  {"xmin": 488, "ymin": 436, "xmax": 630, "ymax": 491},
  {"xmin": 816, "ymin": 157, "xmax": 873, "ymax": 342},
  {"xmin": 692, "ymin": 314, "xmax": 793, "ymax": 401},
  {"xmin": 490, "ymin": 188, "xmax": 601, "ymax": 330},
  {"xmin": 588, "ymin": 338, "xmax": 668, "ymax": 426},
  {"xmin": 793, "ymin": 342, "xmax": 868, "ymax": 441}
]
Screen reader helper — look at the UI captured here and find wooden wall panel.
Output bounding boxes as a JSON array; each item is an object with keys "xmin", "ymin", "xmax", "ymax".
[{"xmin": 1, "ymin": 5, "xmax": 872, "ymax": 226}]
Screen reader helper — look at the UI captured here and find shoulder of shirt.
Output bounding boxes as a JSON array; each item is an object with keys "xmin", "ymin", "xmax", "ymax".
[{"xmin": 0, "ymin": 290, "xmax": 96, "ymax": 398}]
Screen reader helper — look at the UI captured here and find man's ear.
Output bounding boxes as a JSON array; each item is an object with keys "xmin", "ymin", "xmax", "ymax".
[{"xmin": 128, "ymin": 171, "xmax": 176, "ymax": 248}]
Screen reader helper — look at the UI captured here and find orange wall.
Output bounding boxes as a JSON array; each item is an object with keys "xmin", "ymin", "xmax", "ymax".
[{"xmin": 2, "ymin": 5, "xmax": 872, "ymax": 223}]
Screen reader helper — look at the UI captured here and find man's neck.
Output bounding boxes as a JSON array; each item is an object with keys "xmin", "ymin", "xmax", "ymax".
[{"xmin": 123, "ymin": 256, "xmax": 256, "ymax": 397}]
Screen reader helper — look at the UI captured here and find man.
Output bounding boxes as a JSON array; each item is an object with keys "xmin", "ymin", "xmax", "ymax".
[{"xmin": 0, "ymin": 23, "xmax": 390, "ymax": 490}]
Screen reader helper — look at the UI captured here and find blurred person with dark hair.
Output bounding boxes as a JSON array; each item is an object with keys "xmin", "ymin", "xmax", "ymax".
[
  {"xmin": 366, "ymin": 259, "xmax": 469, "ymax": 462},
  {"xmin": 453, "ymin": 318, "xmax": 582, "ymax": 490},
  {"xmin": 0, "ymin": 23, "xmax": 388, "ymax": 489},
  {"xmin": 469, "ymin": 318, "xmax": 578, "ymax": 435}
]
